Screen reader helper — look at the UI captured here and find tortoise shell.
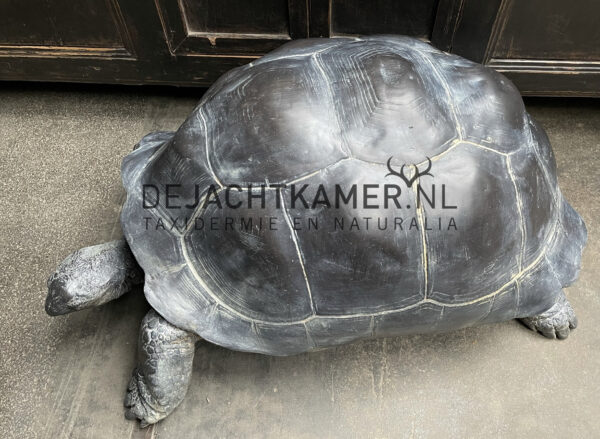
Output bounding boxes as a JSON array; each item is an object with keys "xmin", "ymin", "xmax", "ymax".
[{"xmin": 120, "ymin": 36, "xmax": 586, "ymax": 355}]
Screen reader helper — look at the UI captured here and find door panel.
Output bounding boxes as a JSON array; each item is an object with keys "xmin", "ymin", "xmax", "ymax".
[
  {"xmin": 432, "ymin": 0, "xmax": 600, "ymax": 96},
  {"xmin": 155, "ymin": 0, "xmax": 305, "ymax": 56},
  {"xmin": 485, "ymin": 0, "xmax": 600, "ymax": 96},
  {"xmin": 0, "ymin": 0, "xmax": 133, "ymax": 57},
  {"xmin": 183, "ymin": 0, "xmax": 290, "ymax": 34},
  {"xmin": 330, "ymin": 0, "xmax": 439, "ymax": 39},
  {"xmin": 490, "ymin": 0, "xmax": 600, "ymax": 61}
]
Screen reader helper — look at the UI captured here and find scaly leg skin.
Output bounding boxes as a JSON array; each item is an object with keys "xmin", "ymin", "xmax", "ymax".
[
  {"xmin": 520, "ymin": 291, "xmax": 578, "ymax": 340},
  {"xmin": 125, "ymin": 310, "xmax": 199, "ymax": 427},
  {"xmin": 46, "ymin": 239, "xmax": 144, "ymax": 316}
]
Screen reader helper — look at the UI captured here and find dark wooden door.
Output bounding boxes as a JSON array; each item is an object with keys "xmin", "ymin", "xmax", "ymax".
[
  {"xmin": 0, "ymin": 0, "xmax": 309, "ymax": 86},
  {"xmin": 1, "ymin": 0, "xmax": 598, "ymax": 95},
  {"xmin": 432, "ymin": 0, "xmax": 600, "ymax": 96}
]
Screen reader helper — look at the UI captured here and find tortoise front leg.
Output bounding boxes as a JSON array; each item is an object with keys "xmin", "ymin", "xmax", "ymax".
[
  {"xmin": 46, "ymin": 239, "xmax": 143, "ymax": 315},
  {"xmin": 125, "ymin": 310, "xmax": 199, "ymax": 427}
]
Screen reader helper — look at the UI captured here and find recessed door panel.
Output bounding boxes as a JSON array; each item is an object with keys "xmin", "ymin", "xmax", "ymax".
[
  {"xmin": 0, "ymin": 0, "xmax": 132, "ymax": 56},
  {"xmin": 156, "ymin": 0, "xmax": 307, "ymax": 56},
  {"xmin": 330, "ymin": 0, "xmax": 439, "ymax": 39},
  {"xmin": 182, "ymin": 0, "xmax": 290, "ymax": 35},
  {"xmin": 490, "ymin": 0, "xmax": 600, "ymax": 60}
]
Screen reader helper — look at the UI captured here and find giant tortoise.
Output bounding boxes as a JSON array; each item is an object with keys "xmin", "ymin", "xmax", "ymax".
[{"xmin": 45, "ymin": 36, "xmax": 587, "ymax": 426}]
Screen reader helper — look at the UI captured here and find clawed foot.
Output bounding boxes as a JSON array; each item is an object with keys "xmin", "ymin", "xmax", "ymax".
[
  {"xmin": 124, "ymin": 368, "xmax": 166, "ymax": 428},
  {"xmin": 520, "ymin": 294, "xmax": 577, "ymax": 340},
  {"xmin": 124, "ymin": 310, "xmax": 197, "ymax": 427}
]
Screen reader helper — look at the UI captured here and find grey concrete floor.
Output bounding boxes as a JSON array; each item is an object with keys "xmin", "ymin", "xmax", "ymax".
[{"xmin": 0, "ymin": 84, "xmax": 598, "ymax": 439}]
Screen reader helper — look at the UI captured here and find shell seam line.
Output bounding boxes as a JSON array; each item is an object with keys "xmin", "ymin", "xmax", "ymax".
[
  {"xmin": 130, "ymin": 137, "xmax": 172, "ymax": 185},
  {"xmin": 414, "ymin": 137, "xmax": 460, "ymax": 166},
  {"xmin": 544, "ymin": 255, "xmax": 562, "ymax": 288},
  {"xmin": 347, "ymin": 138, "xmax": 507, "ymax": 171},
  {"xmin": 304, "ymin": 322, "xmax": 317, "ymax": 348},
  {"xmin": 527, "ymin": 119, "xmax": 564, "ymax": 264},
  {"xmin": 180, "ymin": 233, "xmax": 242, "ymax": 320},
  {"xmin": 280, "ymin": 191, "xmax": 316, "ymax": 314},
  {"xmin": 279, "ymin": 156, "xmax": 352, "ymax": 186},
  {"xmin": 477, "ymin": 295, "xmax": 496, "ymax": 323},
  {"xmin": 417, "ymin": 50, "xmax": 463, "ymax": 141},
  {"xmin": 506, "ymin": 155, "xmax": 526, "ymax": 271},
  {"xmin": 197, "ymin": 107, "xmax": 224, "ymax": 189},
  {"xmin": 460, "ymin": 141, "xmax": 508, "ymax": 156},
  {"xmin": 123, "ymin": 137, "xmax": 174, "ymax": 220},
  {"xmin": 515, "ymin": 279, "xmax": 521, "ymax": 317},
  {"xmin": 354, "ymin": 137, "xmax": 461, "ymax": 169},
  {"xmin": 311, "ymin": 47, "xmax": 353, "ymax": 157},
  {"xmin": 413, "ymin": 175, "xmax": 429, "ymax": 299},
  {"xmin": 182, "ymin": 188, "xmax": 223, "ymax": 235},
  {"xmin": 252, "ymin": 51, "xmax": 324, "ymax": 65},
  {"xmin": 528, "ymin": 121, "xmax": 561, "ymax": 210},
  {"xmin": 217, "ymin": 156, "xmax": 352, "ymax": 189}
]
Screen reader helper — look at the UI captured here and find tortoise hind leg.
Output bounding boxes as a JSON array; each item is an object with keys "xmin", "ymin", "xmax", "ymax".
[
  {"xmin": 520, "ymin": 290, "xmax": 577, "ymax": 340},
  {"xmin": 45, "ymin": 239, "xmax": 143, "ymax": 315},
  {"xmin": 125, "ymin": 310, "xmax": 199, "ymax": 427}
]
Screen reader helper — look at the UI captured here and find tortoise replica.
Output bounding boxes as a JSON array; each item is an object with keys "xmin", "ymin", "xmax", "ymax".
[{"xmin": 46, "ymin": 36, "xmax": 587, "ymax": 426}]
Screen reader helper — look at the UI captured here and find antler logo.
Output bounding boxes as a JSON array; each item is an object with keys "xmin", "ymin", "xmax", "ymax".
[{"xmin": 386, "ymin": 156, "xmax": 434, "ymax": 187}]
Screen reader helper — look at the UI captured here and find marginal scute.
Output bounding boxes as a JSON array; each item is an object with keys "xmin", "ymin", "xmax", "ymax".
[
  {"xmin": 143, "ymin": 266, "xmax": 214, "ymax": 333},
  {"xmin": 122, "ymin": 131, "xmax": 175, "ymax": 187},
  {"xmin": 197, "ymin": 305, "xmax": 264, "ymax": 353},
  {"xmin": 374, "ymin": 303, "xmax": 442, "ymax": 337},
  {"xmin": 544, "ymin": 200, "xmax": 587, "ymax": 288},
  {"xmin": 478, "ymin": 284, "xmax": 519, "ymax": 324},
  {"xmin": 141, "ymin": 117, "xmax": 219, "ymax": 223},
  {"xmin": 508, "ymin": 146, "xmax": 556, "ymax": 267},
  {"xmin": 526, "ymin": 114, "xmax": 559, "ymax": 189},
  {"xmin": 434, "ymin": 298, "xmax": 494, "ymax": 333},
  {"xmin": 306, "ymin": 315, "xmax": 373, "ymax": 348},
  {"xmin": 516, "ymin": 261, "xmax": 563, "ymax": 318},
  {"xmin": 254, "ymin": 322, "xmax": 311, "ymax": 355},
  {"xmin": 121, "ymin": 138, "xmax": 188, "ymax": 274}
]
